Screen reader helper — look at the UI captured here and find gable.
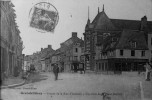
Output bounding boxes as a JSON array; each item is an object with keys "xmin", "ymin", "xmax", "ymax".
[{"xmin": 92, "ymin": 11, "xmax": 117, "ymax": 31}]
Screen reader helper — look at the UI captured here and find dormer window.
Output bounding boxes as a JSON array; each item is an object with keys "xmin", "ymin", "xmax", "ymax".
[
  {"xmin": 103, "ymin": 33, "xmax": 110, "ymax": 39},
  {"xmin": 112, "ymin": 37, "xmax": 118, "ymax": 42},
  {"xmin": 130, "ymin": 41, "xmax": 136, "ymax": 48},
  {"xmin": 76, "ymin": 43, "xmax": 80, "ymax": 46}
]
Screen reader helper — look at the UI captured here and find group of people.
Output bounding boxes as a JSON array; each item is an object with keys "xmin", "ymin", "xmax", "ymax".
[{"xmin": 144, "ymin": 62, "xmax": 152, "ymax": 81}]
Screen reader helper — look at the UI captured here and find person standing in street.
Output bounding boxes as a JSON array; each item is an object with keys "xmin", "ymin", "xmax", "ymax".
[
  {"xmin": 53, "ymin": 64, "xmax": 59, "ymax": 81},
  {"xmin": 144, "ymin": 62, "xmax": 152, "ymax": 81}
]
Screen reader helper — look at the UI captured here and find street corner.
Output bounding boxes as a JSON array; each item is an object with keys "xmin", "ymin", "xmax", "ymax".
[
  {"xmin": 1, "ymin": 77, "xmax": 26, "ymax": 89},
  {"xmin": 29, "ymin": 2, "xmax": 59, "ymax": 33}
]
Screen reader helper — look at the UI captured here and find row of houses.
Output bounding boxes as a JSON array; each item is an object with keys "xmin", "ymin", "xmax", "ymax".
[
  {"xmin": 51, "ymin": 32, "xmax": 84, "ymax": 72},
  {"xmin": 83, "ymin": 5, "xmax": 152, "ymax": 73},
  {"xmin": 24, "ymin": 32, "xmax": 84, "ymax": 72},
  {"xmin": 24, "ymin": 45, "xmax": 55, "ymax": 72},
  {"xmin": 25, "ymin": 5, "xmax": 152, "ymax": 74},
  {"xmin": 1, "ymin": 1, "xmax": 24, "ymax": 81}
]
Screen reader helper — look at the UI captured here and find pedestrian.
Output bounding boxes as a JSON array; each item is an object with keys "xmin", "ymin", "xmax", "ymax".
[
  {"xmin": 53, "ymin": 64, "xmax": 59, "ymax": 81},
  {"xmin": 144, "ymin": 62, "xmax": 152, "ymax": 81}
]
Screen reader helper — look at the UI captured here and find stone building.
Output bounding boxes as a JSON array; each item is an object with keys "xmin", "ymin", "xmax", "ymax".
[
  {"xmin": 24, "ymin": 55, "xmax": 32, "ymax": 72},
  {"xmin": 59, "ymin": 32, "xmax": 84, "ymax": 72},
  {"xmin": 96, "ymin": 30, "xmax": 149, "ymax": 74},
  {"xmin": 83, "ymin": 5, "xmax": 152, "ymax": 72},
  {"xmin": 51, "ymin": 48, "xmax": 63, "ymax": 72},
  {"xmin": 1, "ymin": 1, "xmax": 23, "ymax": 80},
  {"xmin": 40, "ymin": 45, "xmax": 55, "ymax": 72}
]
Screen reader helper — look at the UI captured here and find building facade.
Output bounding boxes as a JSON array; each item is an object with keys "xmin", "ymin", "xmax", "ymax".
[
  {"xmin": 83, "ymin": 5, "xmax": 152, "ymax": 72},
  {"xmin": 59, "ymin": 32, "xmax": 84, "ymax": 72},
  {"xmin": 1, "ymin": 1, "xmax": 23, "ymax": 81}
]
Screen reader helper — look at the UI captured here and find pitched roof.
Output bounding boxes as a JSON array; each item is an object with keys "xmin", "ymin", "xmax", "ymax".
[
  {"xmin": 92, "ymin": 11, "xmax": 117, "ymax": 31},
  {"xmin": 102, "ymin": 32, "xmax": 121, "ymax": 52},
  {"xmin": 96, "ymin": 31, "xmax": 121, "ymax": 46},
  {"xmin": 101, "ymin": 30, "xmax": 148, "ymax": 52},
  {"xmin": 110, "ymin": 19, "xmax": 141, "ymax": 31},
  {"xmin": 116, "ymin": 30, "xmax": 148, "ymax": 50},
  {"xmin": 90, "ymin": 10, "xmax": 152, "ymax": 32},
  {"xmin": 111, "ymin": 19, "xmax": 152, "ymax": 31},
  {"xmin": 60, "ymin": 36, "xmax": 84, "ymax": 52}
]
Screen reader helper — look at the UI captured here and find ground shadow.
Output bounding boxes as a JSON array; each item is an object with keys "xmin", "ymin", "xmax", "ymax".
[
  {"xmin": 26, "ymin": 72, "xmax": 48, "ymax": 84},
  {"xmin": 57, "ymin": 79, "xmax": 63, "ymax": 80}
]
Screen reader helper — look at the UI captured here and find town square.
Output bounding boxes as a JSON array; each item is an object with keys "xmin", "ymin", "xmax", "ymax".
[{"xmin": 1, "ymin": 0, "xmax": 152, "ymax": 100}]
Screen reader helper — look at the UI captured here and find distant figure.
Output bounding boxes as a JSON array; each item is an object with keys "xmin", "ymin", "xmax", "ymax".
[
  {"xmin": 53, "ymin": 64, "xmax": 59, "ymax": 81},
  {"xmin": 144, "ymin": 62, "xmax": 152, "ymax": 81},
  {"xmin": 79, "ymin": 63, "xmax": 85, "ymax": 74},
  {"xmin": 30, "ymin": 64, "xmax": 35, "ymax": 72}
]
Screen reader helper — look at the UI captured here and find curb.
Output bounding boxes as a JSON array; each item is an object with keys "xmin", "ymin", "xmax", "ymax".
[
  {"xmin": 0, "ymin": 73, "xmax": 30, "ymax": 89},
  {"xmin": 0, "ymin": 79, "xmax": 26, "ymax": 89}
]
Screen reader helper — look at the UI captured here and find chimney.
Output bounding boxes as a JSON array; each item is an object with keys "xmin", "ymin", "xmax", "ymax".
[
  {"xmin": 48, "ymin": 45, "xmax": 52, "ymax": 49},
  {"xmin": 72, "ymin": 32, "xmax": 77, "ymax": 38},
  {"xmin": 98, "ymin": 7, "xmax": 100, "ymax": 14},
  {"xmin": 41, "ymin": 48, "xmax": 43, "ymax": 51},
  {"xmin": 103, "ymin": 4, "xmax": 104, "ymax": 12},
  {"xmin": 140, "ymin": 16, "xmax": 147, "ymax": 31}
]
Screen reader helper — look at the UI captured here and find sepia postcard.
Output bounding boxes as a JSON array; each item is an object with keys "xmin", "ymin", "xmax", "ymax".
[{"xmin": 0, "ymin": 0, "xmax": 152, "ymax": 100}]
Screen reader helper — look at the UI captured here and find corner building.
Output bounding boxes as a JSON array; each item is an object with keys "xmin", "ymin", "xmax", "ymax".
[{"xmin": 83, "ymin": 5, "xmax": 152, "ymax": 72}]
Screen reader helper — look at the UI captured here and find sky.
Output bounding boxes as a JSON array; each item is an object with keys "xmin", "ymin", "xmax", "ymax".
[{"xmin": 11, "ymin": 0, "xmax": 152, "ymax": 55}]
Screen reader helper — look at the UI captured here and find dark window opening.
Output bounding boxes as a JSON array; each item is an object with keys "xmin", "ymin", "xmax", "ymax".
[
  {"xmin": 141, "ymin": 51, "xmax": 145, "ymax": 56},
  {"xmin": 131, "ymin": 50, "xmax": 135, "ymax": 56},
  {"xmin": 75, "ymin": 48, "xmax": 78, "ymax": 52},
  {"xmin": 99, "ymin": 63, "xmax": 101, "ymax": 70},
  {"xmin": 120, "ymin": 50, "xmax": 123, "ymax": 56}
]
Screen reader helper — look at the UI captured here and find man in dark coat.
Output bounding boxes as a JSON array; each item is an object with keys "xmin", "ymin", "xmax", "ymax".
[
  {"xmin": 53, "ymin": 64, "xmax": 59, "ymax": 81},
  {"xmin": 144, "ymin": 62, "xmax": 152, "ymax": 81}
]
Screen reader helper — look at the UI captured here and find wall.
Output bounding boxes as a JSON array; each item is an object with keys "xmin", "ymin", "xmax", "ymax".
[
  {"xmin": 115, "ymin": 49, "xmax": 149, "ymax": 59},
  {"xmin": 148, "ymin": 33, "xmax": 152, "ymax": 61}
]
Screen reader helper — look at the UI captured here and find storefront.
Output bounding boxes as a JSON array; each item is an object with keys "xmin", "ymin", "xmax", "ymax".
[{"xmin": 96, "ymin": 58, "xmax": 148, "ymax": 74}]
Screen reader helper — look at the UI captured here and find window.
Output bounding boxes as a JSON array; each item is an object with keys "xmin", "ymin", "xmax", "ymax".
[
  {"xmin": 74, "ymin": 56, "xmax": 78, "ymax": 61},
  {"xmin": 112, "ymin": 37, "xmax": 118, "ymax": 42},
  {"xmin": 151, "ymin": 38, "xmax": 152, "ymax": 45},
  {"xmin": 120, "ymin": 50, "xmax": 123, "ymax": 56},
  {"xmin": 75, "ymin": 48, "xmax": 78, "ymax": 53},
  {"xmin": 141, "ymin": 51, "xmax": 145, "ymax": 56},
  {"xmin": 81, "ymin": 48, "xmax": 84, "ymax": 53},
  {"xmin": 86, "ymin": 36, "xmax": 90, "ymax": 41},
  {"xmin": 130, "ymin": 41, "xmax": 136, "ymax": 48},
  {"xmin": 93, "ymin": 56, "xmax": 95, "ymax": 59},
  {"xmin": 86, "ymin": 55, "xmax": 90, "ymax": 61},
  {"xmin": 131, "ymin": 50, "xmax": 135, "ymax": 56},
  {"xmin": 99, "ymin": 63, "xmax": 101, "ymax": 70},
  {"xmin": 76, "ymin": 43, "xmax": 80, "ymax": 46}
]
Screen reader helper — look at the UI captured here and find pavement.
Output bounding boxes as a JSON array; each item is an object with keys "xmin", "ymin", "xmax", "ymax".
[
  {"xmin": 0, "ymin": 71, "xmax": 152, "ymax": 100},
  {"xmin": 1, "ymin": 73, "xmax": 30, "ymax": 89}
]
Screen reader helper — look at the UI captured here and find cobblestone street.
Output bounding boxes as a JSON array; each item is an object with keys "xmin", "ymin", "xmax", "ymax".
[{"xmin": 2, "ymin": 72, "xmax": 150, "ymax": 100}]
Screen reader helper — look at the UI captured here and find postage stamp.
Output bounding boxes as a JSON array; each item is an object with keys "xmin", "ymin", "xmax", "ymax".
[{"xmin": 29, "ymin": 2, "xmax": 59, "ymax": 33}]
